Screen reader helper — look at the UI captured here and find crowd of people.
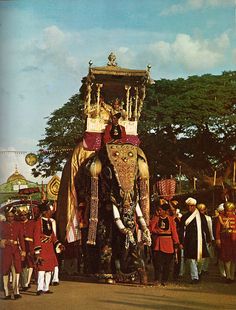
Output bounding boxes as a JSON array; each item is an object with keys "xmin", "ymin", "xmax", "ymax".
[
  {"xmin": 0, "ymin": 201, "xmax": 64, "ymax": 300},
  {"xmin": 0, "ymin": 196, "xmax": 235, "ymax": 300},
  {"xmin": 149, "ymin": 198, "xmax": 236, "ymax": 286}
]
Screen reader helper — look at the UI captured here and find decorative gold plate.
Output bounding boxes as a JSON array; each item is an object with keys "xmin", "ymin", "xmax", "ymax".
[{"xmin": 25, "ymin": 153, "xmax": 38, "ymax": 166}]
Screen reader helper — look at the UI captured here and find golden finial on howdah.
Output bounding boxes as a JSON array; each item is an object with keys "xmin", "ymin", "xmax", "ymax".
[{"xmin": 107, "ymin": 52, "xmax": 117, "ymax": 66}]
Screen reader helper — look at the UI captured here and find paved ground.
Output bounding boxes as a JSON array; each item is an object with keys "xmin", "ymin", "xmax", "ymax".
[{"xmin": 1, "ymin": 266, "xmax": 236, "ymax": 310}]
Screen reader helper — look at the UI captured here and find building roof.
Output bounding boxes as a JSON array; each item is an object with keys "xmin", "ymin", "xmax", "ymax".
[{"xmin": 7, "ymin": 167, "xmax": 27, "ymax": 184}]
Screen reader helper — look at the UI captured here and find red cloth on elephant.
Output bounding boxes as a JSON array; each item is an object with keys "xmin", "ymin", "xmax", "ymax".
[
  {"xmin": 20, "ymin": 219, "xmax": 36, "ymax": 268},
  {"xmin": 215, "ymin": 214, "xmax": 236, "ymax": 262},
  {"xmin": 126, "ymin": 135, "xmax": 140, "ymax": 146},
  {"xmin": 34, "ymin": 217, "xmax": 59, "ymax": 272},
  {"xmin": 149, "ymin": 215, "xmax": 179, "ymax": 253},
  {"xmin": 103, "ymin": 124, "xmax": 127, "ymax": 144},
  {"xmin": 0, "ymin": 221, "xmax": 25, "ymax": 274},
  {"xmin": 83, "ymin": 132, "xmax": 102, "ymax": 151}
]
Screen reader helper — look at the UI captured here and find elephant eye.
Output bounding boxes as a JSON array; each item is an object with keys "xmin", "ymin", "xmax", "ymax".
[{"xmin": 128, "ymin": 152, "xmax": 133, "ymax": 157}]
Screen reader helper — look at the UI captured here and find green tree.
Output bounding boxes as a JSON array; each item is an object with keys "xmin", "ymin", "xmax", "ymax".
[
  {"xmin": 33, "ymin": 72, "xmax": 236, "ymax": 191},
  {"xmin": 140, "ymin": 71, "xmax": 236, "ymax": 189},
  {"xmin": 32, "ymin": 94, "xmax": 85, "ymax": 177}
]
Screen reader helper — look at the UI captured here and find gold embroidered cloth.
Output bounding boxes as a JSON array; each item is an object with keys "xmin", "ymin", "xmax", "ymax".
[{"xmin": 106, "ymin": 144, "xmax": 138, "ymax": 194}]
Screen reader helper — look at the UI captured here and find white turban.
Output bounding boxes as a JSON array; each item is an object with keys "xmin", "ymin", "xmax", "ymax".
[
  {"xmin": 185, "ymin": 197, "xmax": 197, "ymax": 206},
  {"xmin": 0, "ymin": 214, "xmax": 6, "ymax": 222},
  {"xmin": 217, "ymin": 203, "xmax": 224, "ymax": 212}
]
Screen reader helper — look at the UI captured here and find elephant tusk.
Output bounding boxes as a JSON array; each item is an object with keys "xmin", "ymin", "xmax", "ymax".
[
  {"xmin": 112, "ymin": 204, "xmax": 125, "ymax": 231},
  {"xmin": 135, "ymin": 203, "xmax": 147, "ymax": 230}
]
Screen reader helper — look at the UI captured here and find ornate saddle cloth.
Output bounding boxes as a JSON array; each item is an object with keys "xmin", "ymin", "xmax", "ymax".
[{"xmin": 106, "ymin": 144, "xmax": 138, "ymax": 194}]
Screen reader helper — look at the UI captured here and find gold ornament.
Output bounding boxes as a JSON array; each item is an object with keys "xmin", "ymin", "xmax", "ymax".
[
  {"xmin": 25, "ymin": 153, "xmax": 38, "ymax": 166},
  {"xmin": 46, "ymin": 175, "xmax": 61, "ymax": 200}
]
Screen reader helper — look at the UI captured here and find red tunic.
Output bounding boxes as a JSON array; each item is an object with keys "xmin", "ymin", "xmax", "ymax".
[
  {"xmin": 34, "ymin": 217, "xmax": 59, "ymax": 272},
  {"xmin": 103, "ymin": 124, "xmax": 127, "ymax": 144},
  {"xmin": 0, "ymin": 221, "xmax": 26, "ymax": 274},
  {"xmin": 215, "ymin": 213, "xmax": 236, "ymax": 262},
  {"xmin": 20, "ymin": 219, "xmax": 36, "ymax": 268},
  {"xmin": 149, "ymin": 215, "xmax": 179, "ymax": 253}
]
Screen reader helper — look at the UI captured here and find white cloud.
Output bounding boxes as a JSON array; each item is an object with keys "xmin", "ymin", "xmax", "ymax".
[
  {"xmin": 173, "ymin": 34, "xmax": 223, "ymax": 70},
  {"xmin": 148, "ymin": 33, "xmax": 228, "ymax": 72},
  {"xmin": 149, "ymin": 41, "xmax": 172, "ymax": 64},
  {"xmin": 214, "ymin": 32, "xmax": 230, "ymax": 49},
  {"xmin": 39, "ymin": 25, "xmax": 66, "ymax": 50},
  {"xmin": 30, "ymin": 25, "xmax": 81, "ymax": 78},
  {"xmin": 160, "ymin": 0, "xmax": 236, "ymax": 15}
]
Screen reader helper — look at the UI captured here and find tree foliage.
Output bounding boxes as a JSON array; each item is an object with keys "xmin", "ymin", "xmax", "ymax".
[
  {"xmin": 32, "ymin": 94, "xmax": 85, "ymax": 177},
  {"xmin": 33, "ymin": 72, "xmax": 236, "ymax": 190},
  {"xmin": 140, "ymin": 71, "xmax": 236, "ymax": 188}
]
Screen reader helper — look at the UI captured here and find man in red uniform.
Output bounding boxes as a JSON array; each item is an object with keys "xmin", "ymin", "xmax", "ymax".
[
  {"xmin": 213, "ymin": 203, "xmax": 226, "ymax": 278},
  {"xmin": 18, "ymin": 206, "xmax": 36, "ymax": 290},
  {"xmin": 0, "ymin": 207, "xmax": 26, "ymax": 299},
  {"xmin": 150, "ymin": 203, "xmax": 179, "ymax": 286},
  {"xmin": 215, "ymin": 201, "xmax": 236, "ymax": 283},
  {"xmin": 34, "ymin": 202, "xmax": 64, "ymax": 295},
  {"xmin": 103, "ymin": 113, "xmax": 127, "ymax": 144}
]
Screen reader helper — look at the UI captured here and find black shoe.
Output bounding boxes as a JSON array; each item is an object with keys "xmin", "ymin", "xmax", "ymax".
[
  {"xmin": 44, "ymin": 290, "xmax": 53, "ymax": 294},
  {"xmin": 36, "ymin": 290, "xmax": 44, "ymax": 296},
  {"xmin": 52, "ymin": 282, "xmax": 59, "ymax": 286},
  {"xmin": 4, "ymin": 295, "xmax": 11, "ymax": 300},
  {"xmin": 161, "ymin": 282, "xmax": 166, "ymax": 287},
  {"xmin": 190, "ymin": 279, "xmax": 199, "ymax": 284},
  {"xmin": 14, "ymin": 294, "xmax": 22, "ymax": 299},
  {"xmin": 22, "ymin": 286, "xmax": 29, "ymax": 291},
  {"xmin": 225, "ymin": 278, "xmax": 233, "ymax": 284}
]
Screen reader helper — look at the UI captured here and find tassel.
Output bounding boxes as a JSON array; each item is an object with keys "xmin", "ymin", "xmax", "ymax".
[{"xmin": 87, "ymin": 177, "xmax": 99, "ymax": 244}]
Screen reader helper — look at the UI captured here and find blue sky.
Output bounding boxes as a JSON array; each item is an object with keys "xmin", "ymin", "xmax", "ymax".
[{"xmin": 0, "ymin": 0, "xmax": 235, "ymax": 184}]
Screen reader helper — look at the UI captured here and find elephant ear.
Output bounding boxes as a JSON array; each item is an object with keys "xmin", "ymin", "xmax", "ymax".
[
  {"xmin": 137, "ymin": 147, "xmax": 150, "ymax": 225},
  {"xmin": 106, "ymin": 144, "xmax": 138, "ymax": 201},
  {"xmin": 137, "ymin": 147, "xmax": 148, "ymax": 163}
]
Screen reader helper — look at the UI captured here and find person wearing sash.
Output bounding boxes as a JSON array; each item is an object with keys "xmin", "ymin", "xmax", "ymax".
[
  {"xmin": 150, "ymin": 203, "xmax": 179, "ymax": 286},
  {"xmin": 215, "ymin": 202, "xmax": 236, "ymax": 283},
  {"xmin": 18, "ymin": 207, "xmax": 36, "ymax": 291},
  {"xmin": 197, "ymin": 203, "xmax": 215, "ymax": 276},
  {"xmin": 179, "ymin": 197, "xmax": 210, "ymax": 284},
  {"xmin": 34, "ymin": 202, "xmax": 64, "ymax": 295},
  {"xmin": 212, "ymin": 204, "xmax": 226, "ymax": 279},
  {"xmin": 0, "ymin": 207, "xmax": 26, "ymax": 299}
]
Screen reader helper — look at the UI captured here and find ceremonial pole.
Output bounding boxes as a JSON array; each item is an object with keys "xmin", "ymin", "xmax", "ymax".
[{"xmin": 212, "ymin": 170, "xmax": 216, "ymax": 208}]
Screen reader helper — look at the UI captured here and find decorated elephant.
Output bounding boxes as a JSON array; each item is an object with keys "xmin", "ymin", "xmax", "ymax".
[
  {"xmin": 55, "ymin": 53, "xmax": 153, "ymax": 283},
  {"xmin": 57, "ymin": 142, "xmax": 151, "ymax": 283}
]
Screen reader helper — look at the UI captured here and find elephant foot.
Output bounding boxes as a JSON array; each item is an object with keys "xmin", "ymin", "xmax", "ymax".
[{"xmin": 139, "ymin": 269, "xmax": 148, "ymax": 285}]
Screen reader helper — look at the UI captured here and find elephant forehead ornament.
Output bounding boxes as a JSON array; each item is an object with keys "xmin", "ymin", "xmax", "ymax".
[{"xmin": 106, "ymin": 144, "xmax": 138, "ymax": 208}]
